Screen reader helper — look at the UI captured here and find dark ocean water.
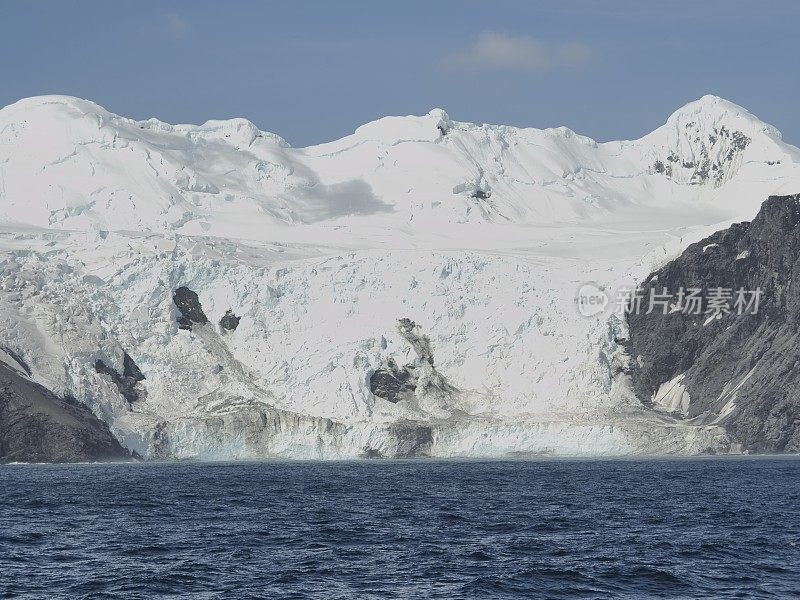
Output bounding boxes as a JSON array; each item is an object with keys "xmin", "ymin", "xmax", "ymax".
[{"xmin": 1, "ymin": 458, "xmax": 799, "ymax": 599}]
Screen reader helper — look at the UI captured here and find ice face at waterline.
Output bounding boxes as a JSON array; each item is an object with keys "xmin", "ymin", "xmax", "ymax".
[{"xmin": 1, "ymin": 94, "xmax": 799, "ymax": 459}]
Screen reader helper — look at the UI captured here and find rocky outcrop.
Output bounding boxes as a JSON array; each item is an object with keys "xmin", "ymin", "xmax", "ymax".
[
  {"xmin": 652, "ymin": 124, "xmax": 751, "ymax": 186},
  {"xmin": 453, "ymin": 176, "xmax": 493, "ymax": 202},
  {"xmin": 369, "ymin": 318, "xmax": 454, "ymax": 403},
  {"xmin": 0, "ymin": 362, "xmax": 130, "ymax": 463},
  {"xmin": 397, "ymin": 318, "xmax": 434, "ymax": 364},
  {"xmin": 219, "ymin": 309, "xmax": 240, "ymax": 332},
  {"xmin": 94, "ymin": 351, "xmax": 146, "ymax": 405},
  {"xmin": 173, "ymin": 286, "xmax": 208, "ymax": 330},
  {"xmin": 360, "ymin": 421, "xmax": 434, "ymax": 458},
  {"xmin": 1, "ymin": 347, "xmax": 31, "ymax": 376},
  {"xmin": 388, "ymin": 420, "xmax": 434, "ymax": 457},
  {"xmin": 369, "ymin": 358, "xmax": 415, "ymax": 403},
  {"xmin": 626, "ymin": 194, "xmax": 800, "ymax": 453}
]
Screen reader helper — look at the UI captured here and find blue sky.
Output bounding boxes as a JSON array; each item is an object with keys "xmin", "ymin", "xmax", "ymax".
[{"xmin": 2, "ymin": 1, "xmax": 797, "ymax": 147}]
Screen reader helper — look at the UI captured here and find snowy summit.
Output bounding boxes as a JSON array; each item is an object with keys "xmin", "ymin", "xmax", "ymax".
[{"xmin": 1, "ymin": 94, "xmax": 799, "ymax": 459}]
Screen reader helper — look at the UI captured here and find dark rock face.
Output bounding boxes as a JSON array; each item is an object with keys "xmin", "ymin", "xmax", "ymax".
[
  {"xmin": 1, "ymin": 347, "xmax": 31, "ymax": 377},
  {"xmin": 652, "ymin": 123, "xmax": 751, "ymax": 186},
  {"xmin": 123, "ymin": 352, "xmax": 145, "ymax": 382},
  {"xmin": 360, "ymin": 421, "xmax": 434, "ymax": 458},
  {"xmin": 219, "ymin": 309, "xmax": 240, "ymax": 332},
  {"xmin": 369, "ymin": 358, "xmax": 416, "ymax": 403},
  {"xmin": 95, "ymin": 352, "xmax": 146, "ymax": 404},
  {"xmin": 369, "ymin": 318, "xmax": 448, "ymax": 403},
  {"xmin": 150, "ymin": 421, "xmax": 171, "ymax": 460},
  {"xmin": 389, "ymin": 421, "xmax": 434, "ymax": 457},
  {"xmin": 173, "ymin": 286, "xmax": 208, "ymax": 330},
  {"xmin": 626, "ymin": 194, "xmax": 800, "ymax": 452},
  {"xmin": 360, "ymin": 447, "xmax": 384, "ymax": 459},
  {"xmin": 0, "ymin": 363, "xmax": 130, "ymax": 463},
  {"xmin": 397, "ymin": 318, "xmax": 434, "ymax": 365}
]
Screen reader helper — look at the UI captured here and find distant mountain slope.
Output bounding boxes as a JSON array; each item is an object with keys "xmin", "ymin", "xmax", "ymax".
[
  {"xmin": 1, "ymin": 95, "xmax": 799, "ymax": 242},
  {"xmin": 626, "ymin": 194, "xmax": 800, "ymax": 453},
  {"xmin": 0, "ymin": 96, "xmax": 797, "ymax": 459},
  {"xmin": 0, "ymin": 360, "xmax": 130, "ymax": 463}
]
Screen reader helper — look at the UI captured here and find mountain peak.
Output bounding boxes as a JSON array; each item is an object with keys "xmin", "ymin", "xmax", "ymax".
[
  {"xmin": 350, "ymin": 107, "xmax": 453, "ymax": 144},
  {"xmin": 1, "ymin": 93, "xmax": 798, "ymax": 235},
  {"xmin": 670, "ymin": 94, "xmax": 748, "ymax": 116},
  {"xmin": 664, "ymin": 95, "xmax": 780, "ymax": 139},
  {"xmin": 636, "ymin": 95, "xmax": 790, "ymax": 187},
  {"xmin": 1, "ymin": 94, "xmax": 111, "ymax": 118}
]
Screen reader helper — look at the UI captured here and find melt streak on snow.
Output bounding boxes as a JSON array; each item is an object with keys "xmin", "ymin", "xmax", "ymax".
[{"xmin": 1, "ymin": 94, "xmax": 798, "ymax": 458}]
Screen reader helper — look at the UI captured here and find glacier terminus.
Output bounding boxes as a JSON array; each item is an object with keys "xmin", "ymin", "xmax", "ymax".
[{"xmin": 2, "ymin": 94, "xmax": 799, "ymax": 460}]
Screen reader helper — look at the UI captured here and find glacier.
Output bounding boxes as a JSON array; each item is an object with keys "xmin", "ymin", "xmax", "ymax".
[{"xmin": 1, "ymin": 94, "xmax": 799, "ymax": 459}]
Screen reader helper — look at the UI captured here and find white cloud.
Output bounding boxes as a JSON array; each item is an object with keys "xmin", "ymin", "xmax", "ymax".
[
  {"xmin": 441, "ymin": 33, "xmax": 592, "ymax": 72},
  {"xmin": 164, "ymin": 13, "xmax": 190, "ymax": 40}
]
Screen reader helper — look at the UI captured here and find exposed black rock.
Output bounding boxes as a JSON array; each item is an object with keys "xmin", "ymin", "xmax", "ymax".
[
  {"xmin": 397, "ymin": 318, "xmax": 434, "ymax": 365},
  {"xmin": 360, "ymin": 447, "xmax": 384, "ymax": 459},
  {"xmin": 95, "ymin": 352, "xmax": 146, "ymax": 404},
  {"xmin": 369, "ymin": 358, "xmax": 416, "ymax": 403},
  {"xmin": 123, "ymin": 352, "xmax": 145, "ymax": 382},
  {"xmin": 626, "ymin": 194, "xmax": 800, "ymax": 453},
  {"xmin": 1, "ymin": 347, "xmax": 31, "ymax": 377},
  {"xmin": 369, "ymin": 319, "xmax": 443, "ymax": 403},
  {"xmin": 652, "ymin": 124, "xmax": 751, "ymax": 186},
  {"xmin": 219, "ymin": 309, "xmax": 240, "ymax": 332},
  {"xmin": 0, "ymin": 363, "xmax": 130, "ymax": 463},
  {"xmin": 353, "ymin": 423, "xmax": 435, "ymax": 458},
  {"xmin": 453, "ymin": 179, "xmax": 492, "ymax": 202},
  {"xmin": 150, "ymin": 421, "xmax": 171, "ymax": 460},
  {"xmin": 173, "ymin": 286, "xmax": 208, "ymax": 330},
  {"xmin": 388, "ymin": 421, "xmax": 434, "ymax": 457}
]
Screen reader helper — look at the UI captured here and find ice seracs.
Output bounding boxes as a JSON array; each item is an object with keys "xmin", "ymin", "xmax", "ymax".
[{"xmin": 0, "ymin": 94, "xmax": 798, "ymax": 459}]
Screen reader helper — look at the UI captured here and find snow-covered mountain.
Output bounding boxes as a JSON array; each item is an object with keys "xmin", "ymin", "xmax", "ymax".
[
  {"xmin": 627, "ymin": 194, "xmax": 800, "ymax": 453},
  {"xmin": 1, "ymin": 94, "xmax": 798, "ymax": 459}
]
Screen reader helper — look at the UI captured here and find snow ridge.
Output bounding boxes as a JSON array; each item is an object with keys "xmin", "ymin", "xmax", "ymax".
[{"xmin": 0, "ymin": 95, "xmax": 795, "ymax": 458}]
